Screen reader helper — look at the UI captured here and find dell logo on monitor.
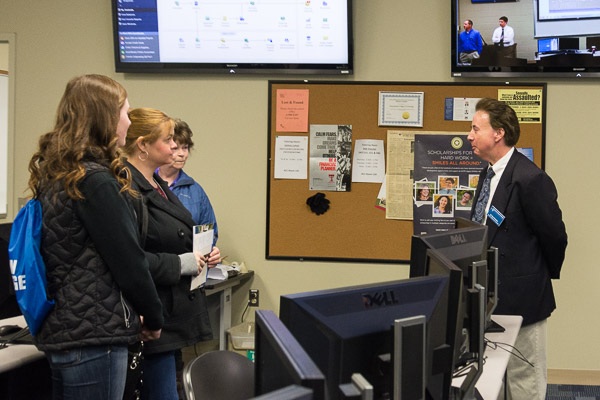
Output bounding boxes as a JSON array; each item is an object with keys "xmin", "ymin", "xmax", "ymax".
[
  {"xmin": 450, "ymin": 233, "xmax": 467, "ymax": 245},
  {"xmin": 362, "ymin": 291, "xmax": 399, "ymax": 308}
]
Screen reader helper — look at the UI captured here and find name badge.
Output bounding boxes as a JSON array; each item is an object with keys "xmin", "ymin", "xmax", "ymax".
[{"xmin": 487, "ymin": 206, "xmax": 505, "ymax": 227}]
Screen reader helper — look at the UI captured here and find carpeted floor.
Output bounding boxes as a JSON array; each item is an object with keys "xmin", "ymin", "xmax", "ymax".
[{"xmin": 546, "ymin": 384, "xmax": 600, "ymax": 400}]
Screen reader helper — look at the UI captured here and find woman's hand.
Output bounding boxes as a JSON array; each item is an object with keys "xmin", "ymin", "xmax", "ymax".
[
  {"xmin": 193, "ymin": 246, "xmax": 221, "ymax": 274},
  {"xmin": 206, "ymin": 246, "xmax": 221, "ymax": 268},
  {"xmin": 195, "ymin": 252, "xmax": 205, "ymax": 275},
  {"xmin": 141, "ymin": 327, "xmax": 162, "ymax": 341},
  {"xmin": 139, "ymin": 316, "xmax": 161, "ymax": 341}
]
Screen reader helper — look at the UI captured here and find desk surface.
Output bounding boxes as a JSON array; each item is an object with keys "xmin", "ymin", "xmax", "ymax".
[
  {"xmin": 0, "ymin": 315, "xmax": 45, "ymax": 373},
  {"xmin": 452, "ymin": 315, "xmax": 523, "ymax": 399},
  {"xmin": 205, "ymin": 270, "xmax": 254, "ymax": 295}
]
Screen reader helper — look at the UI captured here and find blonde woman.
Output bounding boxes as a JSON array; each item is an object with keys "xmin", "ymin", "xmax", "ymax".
[{"xmin": 122, "ymin": 108, "xmax": 220, "ymax": 400}]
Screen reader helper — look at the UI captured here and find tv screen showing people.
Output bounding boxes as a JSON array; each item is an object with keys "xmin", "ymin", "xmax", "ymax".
[{"xmin": 452, "ymin": 0, "xmax": 600, "ymax": 77}]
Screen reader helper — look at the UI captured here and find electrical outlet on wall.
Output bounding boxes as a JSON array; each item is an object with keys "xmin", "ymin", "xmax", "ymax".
[{"xmin": 249, "ymin": 289, "xmax": 259, "ymax": 307}]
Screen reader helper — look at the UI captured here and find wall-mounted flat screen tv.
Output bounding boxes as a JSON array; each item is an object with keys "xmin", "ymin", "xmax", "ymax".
[
  {"xmin": 471, "ymin": 0, "xmax": 517, "ymax": 3},
  {"xmin": 452, "ymin": 0, "xmax": 600, "ymax": 78},
  {"xmin": 112, "ymin": 0, "xmax": 353, "ymax": 75}
]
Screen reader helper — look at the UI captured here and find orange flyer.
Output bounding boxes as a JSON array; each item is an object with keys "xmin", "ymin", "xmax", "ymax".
[{"xmin": 275, "ymin": 89, "xmax": 309, "ymax": 132}]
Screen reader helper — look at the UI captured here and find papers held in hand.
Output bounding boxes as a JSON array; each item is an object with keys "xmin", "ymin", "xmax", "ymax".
[{"xmin": 190, "ymin": 223, "xmax": 214, "ymax": 291}]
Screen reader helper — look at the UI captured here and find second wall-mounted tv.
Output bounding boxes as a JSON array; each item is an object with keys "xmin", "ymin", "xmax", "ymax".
[
  {"xmin": 112, "ymin": 0, "xmax": 353, "ymax": 75},
  {"xmin": 452, "ymin": 0, "xmax": 600, "ymax": 78}
]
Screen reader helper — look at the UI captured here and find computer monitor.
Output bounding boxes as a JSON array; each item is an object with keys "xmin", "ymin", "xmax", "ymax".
[
  {"xmin": 452, "ymin": 283, "xmax": 485, "ymax": 400},
  {"xmin": 254, "ymin": 310, "xmax": 326, "ymax": 400},
  {"xmin": 423, "ymin": 246, "xmax": 486, "ymax": 400},
  {"xmin": 409, "ymin": 220, "xmax": 493, "ymax": 367},
  {"xmin": 559, "ymin": 37, "xmax": 580, "ymax": 51},
  {"xmin": 587, "ymin": 36, "xmax": 600, "ymax": 50},
  {"xmin": 409, "ymin": 220, "xmax": 488, "ymax": 279},
  {"xmin": 0, "ymin": 223, "xmax": 21, "ymax": 319},
  {"xmin": 424, "ymin": 248, "xmax": 464, "ymax": 374},
  {"xmin": 538, "ymin": 38, "xmax": 558, "ymax": 53},
  {"xmin": 393, "ymin": 315, "xmax": 426, "ymax": 400},
  {"xmin": 453, "ymin": 218, "xmax": 502, "ymax": 332},
  {"xmin": 279, "ymin": 275, "xmax": 454, "ymax": 400}
]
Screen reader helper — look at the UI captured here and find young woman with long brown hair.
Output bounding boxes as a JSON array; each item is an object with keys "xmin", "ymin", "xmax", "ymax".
[{"xmin": 28, "ymin": 74, "xmax": 163, "ymax": 399}]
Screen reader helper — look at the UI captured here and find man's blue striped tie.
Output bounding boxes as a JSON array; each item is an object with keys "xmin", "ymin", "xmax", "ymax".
[{"xmin": 472, "ymin": 167, "xmax": 495, "ymax": 224}]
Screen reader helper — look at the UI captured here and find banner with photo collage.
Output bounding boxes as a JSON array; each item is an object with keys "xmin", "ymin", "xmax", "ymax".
[{"xmin": 413, "ymin": 134, "xmax": 485, "ymax": 235}]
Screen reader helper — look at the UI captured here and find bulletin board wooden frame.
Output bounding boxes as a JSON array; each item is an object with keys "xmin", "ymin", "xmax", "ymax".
[{"xmin": 266, "ymin": 81, "xmax": 546, "ymax": 263}]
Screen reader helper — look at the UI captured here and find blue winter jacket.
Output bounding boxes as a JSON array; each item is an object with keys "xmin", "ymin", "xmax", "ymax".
[{"xmin": 170, "ymin": 169, "xmax": 218, "ymax": 246}]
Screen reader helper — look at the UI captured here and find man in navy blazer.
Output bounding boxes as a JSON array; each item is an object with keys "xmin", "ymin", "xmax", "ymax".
[{"xmin": 468, "ymin": 98, "xmax": 567, "ymax": 400}]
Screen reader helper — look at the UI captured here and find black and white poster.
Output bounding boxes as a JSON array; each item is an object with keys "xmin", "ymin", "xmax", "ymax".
[
  {"xmin": 309, "ymin": 124, "xmax": 352, "ymax": 191},
  {"xmin": 413, "ymin": 134, "xmax": 484, "ymax": 235}
]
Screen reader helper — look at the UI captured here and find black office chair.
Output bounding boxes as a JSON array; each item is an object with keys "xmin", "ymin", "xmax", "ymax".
[{"xmin": 183, "ymin": 350, "xmax": 255, "ymax": 400}]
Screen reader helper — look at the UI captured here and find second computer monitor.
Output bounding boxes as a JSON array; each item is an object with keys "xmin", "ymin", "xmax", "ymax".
[
  {"xmin": 280, "ymin": 275, "xmax": 454, "ymax": 400},
  {"xmin": 254, "ymin": 310, "xmax": 326, "ymax": 399}
]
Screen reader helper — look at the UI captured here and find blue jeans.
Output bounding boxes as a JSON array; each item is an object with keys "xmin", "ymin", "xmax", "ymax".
[
  {"xmin": 46, "ymin": 345, "xmax": 128, "ymax": 400},
  {"xmin": 141, "ymin": 351, "xmax": 178, "ymax": 400}
]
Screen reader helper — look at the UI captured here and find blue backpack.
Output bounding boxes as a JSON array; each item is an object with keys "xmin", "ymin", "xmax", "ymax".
[{"xmin": 8, "ymin": 199, "xmax": 54, "ymax": 335}]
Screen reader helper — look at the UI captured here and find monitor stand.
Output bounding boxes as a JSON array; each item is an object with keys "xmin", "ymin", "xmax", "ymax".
[
  {"xmin": 452, "ymin": 284, "xmax": 485, "ymax": 400},
  {"xmin": 449, "ymin": 369, "xmax": 483, "ymax": 400},
  {"xmin": 339, "ymin": 373, "xmax": 374, "ymax": 400}
]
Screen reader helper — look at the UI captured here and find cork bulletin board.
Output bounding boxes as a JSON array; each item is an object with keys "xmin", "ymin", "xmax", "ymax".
[{"xmin": 266, "ymin": 81, "xmax": 546, "ymax": 263}]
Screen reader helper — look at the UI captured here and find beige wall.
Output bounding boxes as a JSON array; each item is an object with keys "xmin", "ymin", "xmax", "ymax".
[
  {"xmin": 0, "ymin": 43, "xmax": 8, "ymax": 71},
  {"xmin": 1, "ymin": 0, "xmax": 598, "ymax": 371}
]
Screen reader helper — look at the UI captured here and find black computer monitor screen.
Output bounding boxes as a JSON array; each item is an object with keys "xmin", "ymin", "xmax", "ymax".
[
  {"xmin": 587, "ymin": 36, "xmax": 600, "ymax": 49},
  {"xmin": 559, "ymin": 37, "xmax": 580, "ymax": 50},
  {"xmin": 280, "ymin": 276, "xmax": 453, "ymax": 400},
  {"xmin": 254, "ymin": 310, "xmax": 326, "ymax": 400}
]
